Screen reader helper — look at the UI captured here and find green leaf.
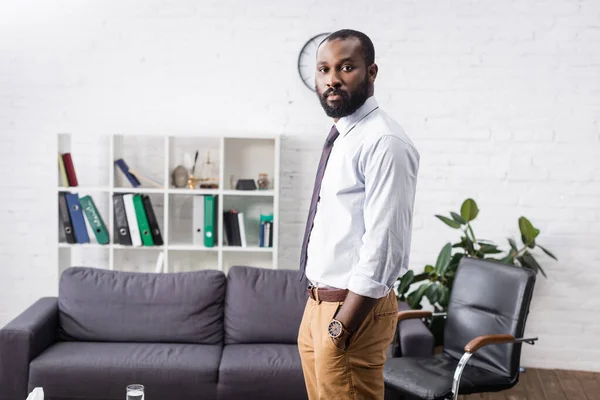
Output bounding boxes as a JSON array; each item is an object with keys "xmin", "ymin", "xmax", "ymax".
[
  {"xmin": 411, "ymin": 272, "xmax": 430, "ymax": 284},
  {"xmin": 538, "ymin": 244, "xmax": 558, "ymax": 261},
  {"xmin": 397, "ymin": 270, "xmax": 414, "ymax": 295},
  {"xmin": 508, "ymin": 238, "xmax": 517, "ymax": 251},
  {"xmin": 424, "ymin": 265, "xmax": 434, "ymax": 274},
  {"xmin": 521, "ymin": 234, "xmax": 536, "ymax": 249},
  {"xmin": 435, "ymin": 243, "xmax": 453, "ymax": 275},
  {"xmin": 408, "ymin": 283, "xmax": 430, "ymax": 309},
  {"xmin": 426, "ymin": 284, "xmax": 440, "ymax": 305},
  {"xmin": 464, "ymin": 235, "xmax": 475, "ymax": 255},
  {"xmin": 500, "ymin": 253, "xmax": 515, "ymax": 265},
  {"xmin": 438, "ymin": 285, "xmax": 450, "ymax": 308},
  {"xmin": 478, "ymin": 244, "xmax": 503, "ymax": 254},
  {"xmin": 450, "ymin": 212, "xmax": 466, "ymax": 225},
  {"xmin": 435, "ymin": 215, "xmax": 461, "ymax": 229},
  {"xmin": 521, "ymin": 252, "xmax": 548, "ymax": 278},
  {"xmin": 460, "ymin": 199, "xmax": 479, "ymax": 222},
  {"xmin": 519, "ymin": 217, "xmax": 539, "ymax": 246}
]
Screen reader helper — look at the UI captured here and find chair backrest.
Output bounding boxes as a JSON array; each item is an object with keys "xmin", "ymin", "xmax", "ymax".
[{"xmin": 443, "ymin": 257, "xmax": 536, "ymax": 378}]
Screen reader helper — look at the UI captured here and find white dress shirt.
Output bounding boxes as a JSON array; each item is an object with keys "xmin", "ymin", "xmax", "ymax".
[{"xmin": 305, "ymin": 96, "xmax": 420, "ymax": 299}]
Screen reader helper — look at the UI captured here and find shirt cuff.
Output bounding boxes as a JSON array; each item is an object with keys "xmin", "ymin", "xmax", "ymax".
[{"xmin": 347, "ymin": 273, "xmax": 391, "ymax": 299}]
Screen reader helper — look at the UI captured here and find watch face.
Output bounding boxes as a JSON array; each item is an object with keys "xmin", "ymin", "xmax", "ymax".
[
  {"xmin": 328, "ymin": 320, "xmax": 343, "ymax": 338},
  {"xmin": 297, "ymin": 33, "xmax": 330, "ymax": 92}
]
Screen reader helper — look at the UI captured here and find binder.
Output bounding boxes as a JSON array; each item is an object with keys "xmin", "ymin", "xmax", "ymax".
[
  {"xmin": 58, "ymin": 192, "xmax": 75, "ymax": 243},
  {"xmin": 113, "ymin": 194, "xmax": 132, "ymax": 245},
  {"xmin": 80, "ymin": 195, "xmax": 109, "ymax": 244},
  {"xmin": 65, "ymin": 193, "xmax": 90, "ymax": 243},
  {"xmin": 133, "ymin": 194, "xmax": 154, "ymax": 246},
  {"xmin": 193, "ymin": 196, "xmax": 205, "ymax": 246},
  {"xmin": 142, "ymin": 195, "xmax": 163, "ymax": 246},
  {"xmin": 223, "ymin": 211, "xmax": 233, "ymax": 246},
  {"xmin": 62, "ymin": 153, "xmax": 78, "ymax": 186},
  {"xmin": 230, "ymin": 209, "xmax": 241, "ymax": 246},
  {"xmin": 268, "ymin": 221, "xmax": 273, "ymax": 247},
  {"xmin": 204, "ymin": 195, "xmax": 217, "ymax": 247},
  {"xmin": 114, "ymin": 159, "xmax": 141, "ymax": 188},
  {"xmin": 58, "ymin": 155, "xmax": 69, "ymax": 187},
  {"xmin": 123, "ymin": 194, "xmax": 142, "ymax": 246},
  {"xmin": 238, "ymin": 212, "xmax": 247, "ymax": 247}
]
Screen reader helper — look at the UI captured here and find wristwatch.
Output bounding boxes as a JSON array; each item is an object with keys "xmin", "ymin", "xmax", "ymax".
[{"xmin": 328, "ymin": 319, "xmax": 352, "ymax": 339}]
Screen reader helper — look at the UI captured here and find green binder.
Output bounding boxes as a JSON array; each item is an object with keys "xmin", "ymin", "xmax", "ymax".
[
  {"xmin": 80, "ymin": 195, "xmax": 109, "ymax": 244},
  {"xmin": 133, "ymin": 194, "xmax": 154, "ymax": 246},
  {"xmin": 204, "ymin": 195, "xmax": 217, "ymax": 247}
]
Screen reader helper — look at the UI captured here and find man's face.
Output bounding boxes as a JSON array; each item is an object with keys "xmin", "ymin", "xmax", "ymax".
[{"xmin": 315, "ymin": 37, "xmax": 374, "ymax": 119}]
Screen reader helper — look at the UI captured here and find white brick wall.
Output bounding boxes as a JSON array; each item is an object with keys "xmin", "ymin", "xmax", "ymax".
[{"xmin": 1, "ymin": 0, "xmax": 599, "ymax": 372}]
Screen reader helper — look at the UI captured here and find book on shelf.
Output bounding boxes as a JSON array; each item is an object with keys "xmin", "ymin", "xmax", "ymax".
[
  {"xmin": 259, "ymin": 214, "xmax": 274, "ymax": 248},
  {"xmin": 128, "ymin": 167, "xmax": 163, "ymax": 189},
  {"xmin": 114, "ymin": 159, "xmax": 141, "ymax": 188},
  {"xmin": 58, "ymin": 153, "xmax": 78, "ymax": 187},
  {"xmin": 112, "ymin": 193, "xmax": 163, "ymax": 247}
]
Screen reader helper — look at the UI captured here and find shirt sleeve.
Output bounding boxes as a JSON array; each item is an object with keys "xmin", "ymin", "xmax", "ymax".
[{"xmin": 347, "ymin": 135, "xmax": 420, "ymax": 299}]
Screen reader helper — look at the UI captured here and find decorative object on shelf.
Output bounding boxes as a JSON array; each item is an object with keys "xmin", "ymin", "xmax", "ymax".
[
  {"xmin": 172, "ymin": 165, "xmax": 189, "ymax": 188},
  {"xmin": 188, "ymin": 150, "xmax": 219, "ymax": 189},
  {"xmin": 235, "ymin": 179, "xmax": 257, "ymax": 191},
  {"xmin": 297, "ymin": 32, "xmax": 330, "ymax": 92},
  {"xmin": 257, "ymin": 173, "xmax": 270, "ymax": 190}
]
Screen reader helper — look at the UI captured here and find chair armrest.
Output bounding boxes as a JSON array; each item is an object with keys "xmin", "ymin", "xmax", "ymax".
[
  {"xmin": 397, "ymin": 310, "xmax": 432, "ymax": 322},
  {"xmin": 464, "ymin": 334, "xmax": 538, "ymax": 353},
  {"xmin": 0, "ymin": 297, "xmax": 58, "ymax": 400},
  {"xmin": 449, "ymin": 334, "xmax": 539, "ymax": 400},
  {"xmin": 393, "ymin": 303, "xmax": 435, "ymax": 358}
]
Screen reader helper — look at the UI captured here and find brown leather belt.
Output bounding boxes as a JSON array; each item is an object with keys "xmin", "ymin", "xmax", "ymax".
[{"xmin": 307, "ymin": 285, "xmax": 349, "ymax": 302}]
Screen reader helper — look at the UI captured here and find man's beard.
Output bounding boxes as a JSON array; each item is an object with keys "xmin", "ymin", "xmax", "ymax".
[{"xmin": 317, "ymin": 74, "xmax": 370, "ymax": 119}]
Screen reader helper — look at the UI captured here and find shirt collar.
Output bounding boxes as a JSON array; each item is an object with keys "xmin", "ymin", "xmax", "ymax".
[{"xmin": 334, "ymin": 96, "xmax": 379, "ymax": 137}]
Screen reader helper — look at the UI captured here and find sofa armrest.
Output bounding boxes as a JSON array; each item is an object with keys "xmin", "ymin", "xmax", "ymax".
[
  {"xmin": 392, "ymin": 301, "xmax": 435, "ymax": 358},
  {"xmin": 0, "ymin": 297, "xmax": 58, "ymax": 400}
]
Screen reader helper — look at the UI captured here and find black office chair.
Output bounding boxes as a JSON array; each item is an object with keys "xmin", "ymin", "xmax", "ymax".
[{"xmin": 384, "ymin": 257, "xmax": 538, "ymax": 400}]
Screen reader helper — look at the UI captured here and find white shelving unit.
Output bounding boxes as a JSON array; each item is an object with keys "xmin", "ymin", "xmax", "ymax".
[{"xmin": 57, "ymin": 133, "xmax": 280, "ymax": 275}]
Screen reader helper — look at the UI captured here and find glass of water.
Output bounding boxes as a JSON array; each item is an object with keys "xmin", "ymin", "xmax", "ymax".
[{"xmin": 126, "ymin": 384, "xmax": 144, "ymax": 400}]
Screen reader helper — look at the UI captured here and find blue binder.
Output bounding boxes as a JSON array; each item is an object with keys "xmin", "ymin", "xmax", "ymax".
[{"xmin": 65, "ymin": 193, "xmax": 90, "ymax": 244}]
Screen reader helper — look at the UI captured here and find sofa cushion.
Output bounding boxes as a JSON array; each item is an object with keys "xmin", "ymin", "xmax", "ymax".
[
  {"xmin": 58, "ymin": 267, "xmax": 226, "ymax": 344},
  {"xmin": 218, "ymin": 344, "xmax": 307, "ymax": 400},
  {"xmin": 224, "ymin": 266, "xmax": 307, "ymax": 344},
  {"xmin": 29, "ymin": 342, "xmax": 221, "ymax": 400}
]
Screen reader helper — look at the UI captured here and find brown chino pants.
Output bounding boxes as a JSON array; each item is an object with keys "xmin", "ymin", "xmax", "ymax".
[{"xmin": 297, "ymin": 290, "xmax": 398, "ymax": 400}]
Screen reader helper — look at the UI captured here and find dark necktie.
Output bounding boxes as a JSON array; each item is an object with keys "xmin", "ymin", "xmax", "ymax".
[{"xmin": 299, "ymin": 125, "xmax": 340, "ymax": 279}]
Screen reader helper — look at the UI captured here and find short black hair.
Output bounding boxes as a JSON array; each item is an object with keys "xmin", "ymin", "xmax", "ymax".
[{"xmin": 321, "ymin": 29, "xmax": 375, "ymax": 66}]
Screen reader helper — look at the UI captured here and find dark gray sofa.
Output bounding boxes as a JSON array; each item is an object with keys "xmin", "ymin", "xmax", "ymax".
[{"xmin": 0, "ymin": 266, "xmax": 433, "ymax": 400}]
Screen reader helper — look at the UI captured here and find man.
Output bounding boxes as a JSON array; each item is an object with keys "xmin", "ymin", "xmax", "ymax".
[{"xmin": 297, "ymin": 29, "xmax": 420, "ymax": 400}]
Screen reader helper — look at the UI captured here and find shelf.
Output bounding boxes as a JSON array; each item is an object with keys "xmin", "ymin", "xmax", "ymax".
[
  {"xmin": 58, "ymin": 133, "xmax": 280, "ymax": 273},
  {"xmin": 112, "ymin": 187, "xmax": 164, "ymax": 194},
  {"xmin": 168, "ymin": 188, "xmax": 219, "ymax": 195},
  {"xmin": 168, "ymin": 244, "xmax": 220, "ymax": 251},
  {"xmin": 58, "ymin": 243, "xmax": 110, "ymax": 249},
  {"xmin": 58, "ymin": 186, "xmax": 110, "ymax": 192},
  {"xmin": 222, "ymin": 246, "xmax": 274, "ymax": 253},
  {"xmin": 222, "ymin": 190, "xmax": 275, "ymax": 197}
]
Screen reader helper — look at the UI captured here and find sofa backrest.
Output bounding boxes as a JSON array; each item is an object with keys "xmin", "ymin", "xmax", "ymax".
[
  {"xmin": 58, "ymin": 267, "xmax": 226, "ymax": 344},
  {"xmin": 224, "ymin": 266, "xmax": 307, "ymax": 344}
]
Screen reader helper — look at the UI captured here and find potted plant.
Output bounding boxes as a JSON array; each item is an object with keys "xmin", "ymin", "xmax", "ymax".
[{"xmin": 396, "ymin": 198, "xmax": 556, "ymax": 345}]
